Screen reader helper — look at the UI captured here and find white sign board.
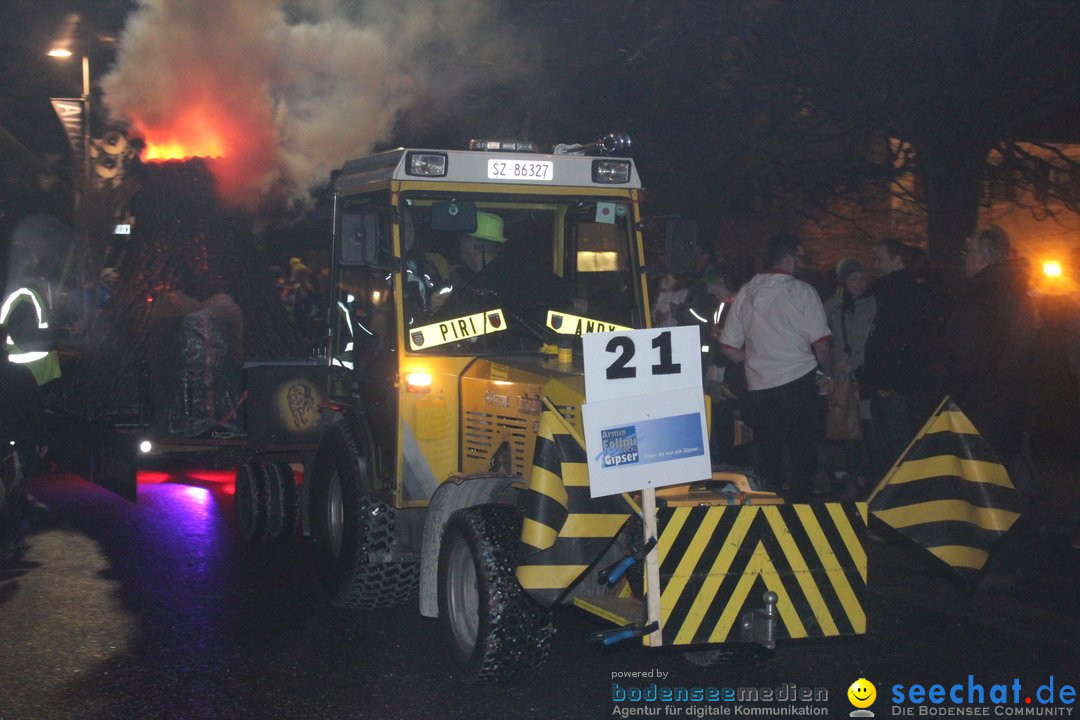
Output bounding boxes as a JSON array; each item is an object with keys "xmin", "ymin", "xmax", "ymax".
[{"xmin": 582, "ymin": 326, "xmax": 711, "ymax": 497}]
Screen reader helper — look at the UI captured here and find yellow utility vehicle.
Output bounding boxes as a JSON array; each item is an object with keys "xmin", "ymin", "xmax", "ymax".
[{"xmin": 239, "ymin": 135, "xmax": 867, "ymax": 681}]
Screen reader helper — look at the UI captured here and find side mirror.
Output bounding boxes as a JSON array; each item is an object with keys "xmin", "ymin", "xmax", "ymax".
[
  {"xmin": 430, "ymin": 200, "xmax": 477, "ymax": 233},
  {"xmin": 339, "ymin": 209, "xmax": 386, "ymax": 266},
  {"xmin": 664, "ymin": 218, "xmax": 698, "ymax": 274}
]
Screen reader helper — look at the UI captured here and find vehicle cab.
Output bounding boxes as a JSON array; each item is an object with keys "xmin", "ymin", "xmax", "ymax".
[{"xmin": 324, "ymin": 137, "xmax": 650, "ymax": 506}]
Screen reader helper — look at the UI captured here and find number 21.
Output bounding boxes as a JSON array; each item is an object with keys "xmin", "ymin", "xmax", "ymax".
[{"xmin": 604, "ymin": 331, "xmax": 681, "ymax": 380}]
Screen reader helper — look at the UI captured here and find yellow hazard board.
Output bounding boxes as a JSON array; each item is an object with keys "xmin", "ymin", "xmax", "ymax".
[
  {"xmin": 517, "ymin": 406, "xmax": 634, "ymax": 605},
  {"xmin": 868, "ymin": 397, "xmax": 1021, "ymax": 573},
  {"xmin": 647, "ymin": 503, "xmax": 867, "ymax": 645}
]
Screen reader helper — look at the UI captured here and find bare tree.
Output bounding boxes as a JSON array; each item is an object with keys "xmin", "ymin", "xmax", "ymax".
[
  {"xmin": 514, "ymin": 1, "xmax": 1080, "ymax": 265},
  {"xmin": 685, "ymin": 0, "xmax": 1080, "ymax": 263}
]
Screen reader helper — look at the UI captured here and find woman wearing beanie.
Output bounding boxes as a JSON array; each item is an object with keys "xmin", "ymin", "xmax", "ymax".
[{"xmin": 823, "ymin": 257, "xmax": 877, "ymax": 498}]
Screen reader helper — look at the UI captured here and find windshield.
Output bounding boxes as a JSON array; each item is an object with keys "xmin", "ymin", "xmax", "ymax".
[{"xmin": 401, "ymin": 193, "xmax": 643, "ymax": 354}]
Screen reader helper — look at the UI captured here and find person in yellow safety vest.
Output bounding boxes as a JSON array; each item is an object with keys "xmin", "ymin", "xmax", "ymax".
[{"xmin": 0, "ymin": 285, "xmax": 61, "ymax": 387}]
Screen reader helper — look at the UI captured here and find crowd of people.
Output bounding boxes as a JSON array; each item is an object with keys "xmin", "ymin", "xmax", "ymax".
[
  {"xmin": 654, "ymin": 225, "xmax": 1049, "ymax": 509},
  {"xmin": 4, "ymin": 223, "xmax": 1065, "ymax": 558}
]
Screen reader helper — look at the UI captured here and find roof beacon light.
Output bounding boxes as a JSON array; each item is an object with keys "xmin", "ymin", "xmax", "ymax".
[
  {"xmin": 554, "ymin": 131, "xmax": 632, "ymax": 156},
  {"xmin": 406, "ymin": 152, "xmax": 448, "ymax": 177},
  {"xmin": 598, "ymin": 132, "xmax": 632, "ymax": 154},
  {"xmin": 469, "ymin": 139, "xmax": 537, "ymax": 153}
]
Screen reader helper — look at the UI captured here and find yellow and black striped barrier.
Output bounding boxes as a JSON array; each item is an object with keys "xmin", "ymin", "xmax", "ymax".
[
  {"xmin": 868, "ymin": 397, "xmax": 1022, "ymax": 574},
  {"xmin": 518, "ymin": 406, "xmax": 868, "ymax": 645},
  {"xmin": 648, "ymin": 503, "xmax": 867, "ymax": 645},
  {"xmin": 517, "ymin": 407, "xmax": 634, "ymax": 605}
]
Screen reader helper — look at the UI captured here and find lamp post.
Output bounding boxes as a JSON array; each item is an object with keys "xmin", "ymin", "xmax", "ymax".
[{"xmin": 48, "ymin": 14, "xmax": 93, "ymax": 326}]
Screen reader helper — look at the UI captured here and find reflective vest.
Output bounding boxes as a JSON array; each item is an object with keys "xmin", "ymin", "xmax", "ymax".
[{"xmin": 0, "ymin": 286, "xmax": 61, "ymax": 386}]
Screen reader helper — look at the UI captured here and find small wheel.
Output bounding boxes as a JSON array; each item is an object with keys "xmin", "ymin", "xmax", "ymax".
[
  {"xmin": 262, "ymin": 462, "xmax": 298, "ymax": 540},
  {"xmin": 438, "ymin": 505, "xmax": 553, "ymax": 682},
  {"xmin": 234, "ymin": 462, "xmax": 266, "ymax": 542}
]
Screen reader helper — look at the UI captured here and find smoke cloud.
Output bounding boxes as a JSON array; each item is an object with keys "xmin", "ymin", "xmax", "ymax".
[{"xmin": 101, "ymin": 0, "xmax": 528, "ymax": 208}]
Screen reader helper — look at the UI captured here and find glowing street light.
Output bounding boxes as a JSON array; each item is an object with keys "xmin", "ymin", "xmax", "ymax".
[{"xmin": 1042, "ymin": 260, "xmax": 1063, "ymax": 278}]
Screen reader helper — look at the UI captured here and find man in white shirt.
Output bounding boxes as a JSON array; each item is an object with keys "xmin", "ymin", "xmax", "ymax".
[{"xmin": 719, "ymin": 234, "xmax": 832, "ymax": 502}]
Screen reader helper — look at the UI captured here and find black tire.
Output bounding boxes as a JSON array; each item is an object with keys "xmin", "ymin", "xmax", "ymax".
[
  {"xmin": 438, "ymin": 505, "xmax": 554, "ymax": 682},
  {"xmin": 262, "ymin": 462, "xmax": 298, "ymax": 540},
  {"xmin": 234, "ymin": 462, "xmax": 266, "ymax": 542},
  {"xmin": 310, "ymin": 422, "xmax": 418, "ymax": 608}
]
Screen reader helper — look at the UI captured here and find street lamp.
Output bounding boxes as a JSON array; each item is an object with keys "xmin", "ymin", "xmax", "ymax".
[{"xmin": 48, "ymin": 13, "xmax": 93, "ymax": 325}]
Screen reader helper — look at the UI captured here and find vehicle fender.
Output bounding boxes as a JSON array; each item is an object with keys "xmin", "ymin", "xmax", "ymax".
[{"xmin": 418, "ymin": 474, "xmax": 518, "ymax": 618}]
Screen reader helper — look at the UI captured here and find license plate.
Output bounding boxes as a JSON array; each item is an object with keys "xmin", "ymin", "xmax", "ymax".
[{"xmin": 487, "ymin": 158, "xmax": 553, "ymax": 181}]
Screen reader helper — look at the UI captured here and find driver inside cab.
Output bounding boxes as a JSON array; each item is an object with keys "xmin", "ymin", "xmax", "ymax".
[
  {"xmin": 450, "ymin": 211, "xmax": 507, "ymax": 286},
  {"xmin": 438, "ymin": 211, "xmax": 583, "ymax": 315}
]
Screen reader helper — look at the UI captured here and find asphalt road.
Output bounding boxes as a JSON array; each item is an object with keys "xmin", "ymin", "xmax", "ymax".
[{"xmin": 1, "ymin": 465, "xmax": 1077, "ymax": 720}]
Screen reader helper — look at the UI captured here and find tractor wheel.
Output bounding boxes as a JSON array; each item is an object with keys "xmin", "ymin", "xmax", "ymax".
[
  {"xmin": 234, "ymin": 462, "xmax": 267, "ymax": 542},
  {"xmin": 438, "ymin": 505, "xmax": 553, "ymax": 682},
  {"xmin": 310, "ymin": 423, "xmax": 418, "ymax": 608},
  {"xmin": 261, "ymin": 462, "xmax": 298, "ymax": 540}
]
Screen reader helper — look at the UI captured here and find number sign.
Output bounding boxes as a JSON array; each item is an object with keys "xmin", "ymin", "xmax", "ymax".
[
  {"xmin": 582, "ymin": 327, "xmax": 711, "ymax": 498},
  {"xmin": 583, "ymin": 326, "xmax": 703, "ymax": 402}
]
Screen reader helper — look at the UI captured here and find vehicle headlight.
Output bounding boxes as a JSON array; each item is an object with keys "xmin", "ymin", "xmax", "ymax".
[
  {"xmin": 592, "ymin": 159, "xmax": 631, "ymax": 184},
  {"xmin": 406, "ymin": 152, "xmax": 447, "ymax": 177}
]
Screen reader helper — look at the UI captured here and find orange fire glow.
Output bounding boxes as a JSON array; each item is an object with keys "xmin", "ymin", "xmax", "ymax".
[
  {"xmin": 143, "ymin": 138, "xmax": 225, "ymax": 161},
  {"xmin": 129, "ymin": 97, "xmax": 276, "ymax": 209},
  {"xmin": 138, "ymin": 105, "xmax": 229, "ymax": 161}
]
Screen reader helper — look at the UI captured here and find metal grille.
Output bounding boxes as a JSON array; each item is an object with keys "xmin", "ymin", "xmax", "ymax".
[{"xmin": 463, "ymin": 410, "xmax": 531, "ymax": 475}]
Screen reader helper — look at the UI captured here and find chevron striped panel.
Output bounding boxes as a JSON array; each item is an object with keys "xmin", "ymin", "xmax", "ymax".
[
  {"xmin": 652, "ymin": 503, "xmax": 867, "ymax": 645},
  {"xmin": 517, "ymin": 409, "xmax": 633, "ymax": 606},
  {"xmin": 869, "ymin": 399, "xmax": 1022, "ymax": 573}
]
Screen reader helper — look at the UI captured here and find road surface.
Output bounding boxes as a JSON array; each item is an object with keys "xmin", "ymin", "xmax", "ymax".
[{"xmin": 1, "ymin": 465, "xmax": 1076, "ymax": 720}]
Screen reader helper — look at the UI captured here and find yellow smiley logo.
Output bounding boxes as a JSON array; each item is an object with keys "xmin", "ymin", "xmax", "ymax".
[{"xmin": 847, "ymin": 678, "xmax": 876, "ymax": 708}]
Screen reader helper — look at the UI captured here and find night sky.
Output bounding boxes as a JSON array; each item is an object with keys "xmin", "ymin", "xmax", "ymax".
[
  {"xmin": 4, "ymin": 1, "xmax": 1080, "ymax": 272},
  {"xmin": 1, "ymin": 1, "xmax": 131, "ymax": 157}
]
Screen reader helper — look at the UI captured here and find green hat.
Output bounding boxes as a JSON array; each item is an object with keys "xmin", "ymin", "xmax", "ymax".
[{"xmin": 469, "ymin": 212, "xmax": 507, "ymax": 243}]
